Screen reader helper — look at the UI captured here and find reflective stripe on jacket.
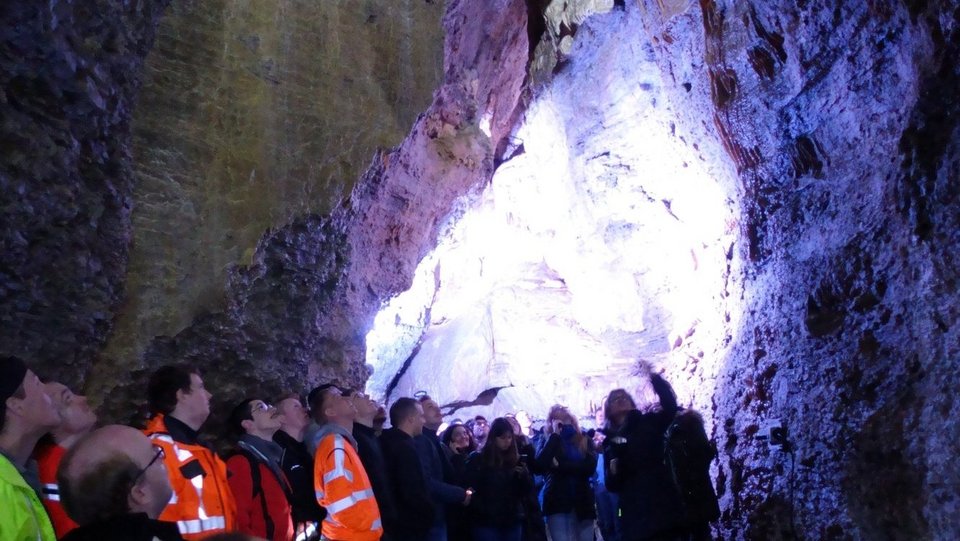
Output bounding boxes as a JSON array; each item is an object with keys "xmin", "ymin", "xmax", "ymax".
[
  {"xmin": 0, "ymin": 453, "xmax": 56, "ymax": 541},
  {"xmin": 144, "ymin": 415, "xmax": 237, "ymax": 540},
  {"xmin": 33, "ymin": 442, "xmax": 79, "ymax": 538},
  {"xmin": 313, "ymin": 431, "xmax": 382, "ymax": 541}
]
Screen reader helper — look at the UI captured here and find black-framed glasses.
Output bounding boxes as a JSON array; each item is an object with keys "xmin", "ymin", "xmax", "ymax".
[
  {"xmin": 413, "ymin": 390, "xmax": 429, "ymax": 400},
  {"xmin": 134, "ymin": 445, "xmax": 165, "ymax": 483}
]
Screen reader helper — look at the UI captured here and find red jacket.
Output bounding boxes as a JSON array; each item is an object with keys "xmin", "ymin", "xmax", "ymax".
[
  {"xmin": 226, "ymin": 449, "xmax": 293, "ymax": 541},
  {"xmin": 33, "ymin": 442, "xmax": 79, "ymax": 538}
]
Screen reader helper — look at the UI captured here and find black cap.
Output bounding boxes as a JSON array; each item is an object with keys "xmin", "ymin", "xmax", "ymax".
[{"xmin": 0, "ymin": 356, "xmax": 29, "ymax": 424}]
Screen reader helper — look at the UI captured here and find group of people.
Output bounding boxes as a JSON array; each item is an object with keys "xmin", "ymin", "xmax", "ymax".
[{"xmin": 0, "ymin": 354, "xmax": 720, "ymax": 541}]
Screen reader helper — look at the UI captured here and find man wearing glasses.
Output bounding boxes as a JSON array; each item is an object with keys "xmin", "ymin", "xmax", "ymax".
[
  {"xmin": 57, "ymin": 424, "xmax": 182, "ymax": 540},
  {"xmin": 143, "ymin": 366, "xmax": 236, "ymax": 539},
  {"xmin": 226, "ymin": 399, "xmax": 294, "ymax": 541}
]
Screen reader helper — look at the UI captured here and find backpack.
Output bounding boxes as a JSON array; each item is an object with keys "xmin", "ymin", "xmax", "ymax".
[
  {"xmin": 663, "ymin": 408, "xmax": 721, "ymax": 522},
  {"xmin": 227, "ymin": 449, "xmax": 275, "ymax": 540}
]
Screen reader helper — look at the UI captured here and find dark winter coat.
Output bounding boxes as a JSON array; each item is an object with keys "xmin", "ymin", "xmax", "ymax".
[
  {"xmin": 465, "ymin": 454, "xmax": 533, "ymax": 529},
  {"xmin": 604, "ymin": 375, "xmax": 685, "ymax": 541},
  {"xmin": 272, "ymin": 430, "xmax": 326, "ymax": 527},
  {"xmin": 442, "ymin": 446, "xmax": 473, "ymax": 541},
  {"xmin": 416, "ymin": 427, "xmax": 468, "ymax": 526},
  {"xmin": 354, "ymin": 422, "xmax": 399, "ymax": 530},
  {"xmin": 535, "ymin": 430, "xmax": 598, "ymax": 520},
  {"xmin": 379, "ymin": 427, "xmax": 435, "ymax": 538},
  {"xmin": 60, "ymin": 513, "xmax": 184, "ymax": 541}
]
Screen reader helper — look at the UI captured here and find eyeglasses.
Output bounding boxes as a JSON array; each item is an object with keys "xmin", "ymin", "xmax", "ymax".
[
  {"xmin": 413, "ymin": 390, "xmax": 429, "ymax": 400},
  {"xmin": 250, "ymin": 401, "xmax": 273, "ymax": 413},
  {"xmin": 134, "ymin": 445, "xmax": 165, "ymax": 483}
]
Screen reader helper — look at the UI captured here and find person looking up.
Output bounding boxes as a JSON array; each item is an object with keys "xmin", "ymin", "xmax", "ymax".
[
  {"xmin": 144, "ymin": 365, "xmax": 236, "ymax": 539},
  {"xmin": 33, "ymin": 381, "xmax": 98, "ymax": 537},
  {"xmin": 272, "ymin": 392, "xmax": 325, "ymax": 538},
  {"xmin": 310, "ymin": 383, "xmax": 382, "ymax": 541},
  {"xmin": 0, "ymin": 356, "xmax": 60, "ymax": 541},
  {"xmin": 603, "ymin": 368, "xmax": 684, "ymax": 541},
  {"xmin": 380, "ymin": 397, "xmax": 435, "ymax": 540},
  {"xmin": 58, "ymin": 425, "xmax": 182, "ymax": 541},
  {"xmin": 536, "ymin": 406, "xmax": 597, "ymax": 541},
  {"xmin": 471, "ymin": 415, "xmax": 490, "ymax": 448},
  {"xmin": 349, "ymin": 390, "xmax": 397, "ymax": 538},
  {"xmin": 226, "ymin": 399, "xmax": 293, "ymax": 541},
  {"xmin": 416, "ymin": 393, "xmax": 470, "ymax": 541}
]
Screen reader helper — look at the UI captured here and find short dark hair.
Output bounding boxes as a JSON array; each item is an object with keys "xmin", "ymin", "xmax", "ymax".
[
  {"xmin": 228, "ymin": 398, "xmax": 257, "ymax": 437},
  {"xmin": 308, "ymin": 383, "xmax": 341, "ymax": 424},
  {"xmin": 147, "ymin": 365, "xmax": 198, "ymax": 415},
  {"xmin": 389, "ymin": 397, "xmax": 419, "ymax": 428},
  {"xmin": 415, "ymin": 393, "xmax": 432, "ymax": 403},
  {"xmin": 59, "ymin": 450, "xmax": 140, "ymax": 525}
]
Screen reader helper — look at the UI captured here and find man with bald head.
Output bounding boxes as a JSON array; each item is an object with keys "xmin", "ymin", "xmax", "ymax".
[
  {"xmin": 33, "ymin": 380, "xmax": 99, "ymax": 537},
  {"xmin": 58, "ymin": 424, "xmax": 183, "ymax": 540}
]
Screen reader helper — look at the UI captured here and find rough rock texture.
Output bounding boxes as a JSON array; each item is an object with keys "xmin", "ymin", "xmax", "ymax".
[
  {"xmin": 367, "ymin": 3, "xmax": 740, "ymax": 423},
  {"xmin": 94, "ymin": 0, "xmax": 530, "ymax": 425},
  {"xmin": 633, "ymin": 0, "xmax": 960, "ymax": 538},
  {"xmin": 94, "ymin": 0, "xmax": 447, "ymax": 391},
  {"xmin": 0, "ymin": 0, "xmax": 170, "ymax": 384},
  {"xmin": 367, "ymin": 0, "xmax": 960, "ymax": 539}
]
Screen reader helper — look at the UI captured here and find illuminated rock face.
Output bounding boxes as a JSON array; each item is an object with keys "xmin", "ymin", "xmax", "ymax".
[
  {"xmin": 368, "ymin": 1, "xmax": 960, "ymax": 539},
  {"xmin": 2, "ymin": 0, "xmax": 959, "ymax": 539},
  {"xmin": 367, "ymin": 4, "xmax": 741, "ymax": 422}
]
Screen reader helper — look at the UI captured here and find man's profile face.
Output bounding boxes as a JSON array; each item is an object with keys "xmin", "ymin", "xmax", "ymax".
[
  {"xmin": 180, "ymin": 373, "xmax": 211, "ymax": 421},
  {"xmin": 44, "ymin": 382, "xmax": 97, "ymax": 434},
  {"xmin": 420, "ymin": 398, "xmax": 443, "ymax": 427}
]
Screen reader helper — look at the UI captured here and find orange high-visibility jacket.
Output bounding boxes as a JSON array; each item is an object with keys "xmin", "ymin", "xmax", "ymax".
[
  {"xmin": 144, "ymin": 415, "xmax": 237, "ymax": 540},
  {"xmin": 33, "ymin": 442, "xmax": 78, "ymax": 538},
  {"xmin": 313, "ymin": 429, "xmax": 382, "ymax": 541}
]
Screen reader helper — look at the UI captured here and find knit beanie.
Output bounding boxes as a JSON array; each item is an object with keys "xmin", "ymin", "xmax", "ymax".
[{"xmin": 0, "ymin": 356, "xmax": 29, "ymax": 429}]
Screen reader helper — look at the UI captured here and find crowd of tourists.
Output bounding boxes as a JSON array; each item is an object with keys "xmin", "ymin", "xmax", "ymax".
[{"xmin": 0, "ymin": 355, "xmax": 720, "ymax": 541}]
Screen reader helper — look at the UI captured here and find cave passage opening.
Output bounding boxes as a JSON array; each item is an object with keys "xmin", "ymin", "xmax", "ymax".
[{"xmin": 364, "ymin": 10, "xmax": 744, "ymax": 424}]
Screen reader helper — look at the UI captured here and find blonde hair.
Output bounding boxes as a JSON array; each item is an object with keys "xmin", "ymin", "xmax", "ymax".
[{"xmin": 545, "ymin": 404, "xmax": 589, "ymax": 454}]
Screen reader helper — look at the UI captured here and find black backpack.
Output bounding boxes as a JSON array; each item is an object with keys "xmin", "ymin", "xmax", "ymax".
[{"xmin": 663, "ymin": 409, "xmax": 721, "ymax": 523}]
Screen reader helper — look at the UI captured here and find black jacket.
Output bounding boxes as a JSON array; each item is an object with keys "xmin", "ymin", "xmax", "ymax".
[
  {"xmin": 535, "ymin": 431, "xmax": 597, "ymax": 519},
  {"xmin": 604, "ymin": 375, "xmax": 685, "ymax": 540},
  {"xmin": 354, "ymin": 422, "xmax": 399, "ymax": 530},
  {"xmin": 416, "ymin": 427, "xmax": 468, "ymax": 525},
  {"xmin": 465, "ymin": 454, "xmax": 533, "ymax": 529},
  {"xmin": 379, "ymin": 427, "xmax": 435, "ymax": 537},
  {"xmin": 272, "ymin": 430, "xmax": 326, "ymax": 525},
  {"xmin": 61, "ymin": 513, "xmax": 183, "ymax": 541}
]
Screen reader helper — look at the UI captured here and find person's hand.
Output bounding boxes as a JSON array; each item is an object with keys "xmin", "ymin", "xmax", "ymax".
[
  {"xmin": 463, "ymin": 489, "xmax": 473, "ymax": 506},
  {"xmin": 551, "ymin": 419, "xmax": 563, "ymax": 433}
]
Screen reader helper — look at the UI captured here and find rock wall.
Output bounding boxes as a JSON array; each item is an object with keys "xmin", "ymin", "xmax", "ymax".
[
  {"xmin": 93, "ymin": 0, "xmax": 447, "ymax": 392},
  {"xmin": 631, "ymin": 0, "xmax": 960, "ymax": 538},
  {"xmin": 93, "ymin": 0, "xmax": 531, "ymax": 425},
  {"xmin": 0, "ymin": 0, "xmax": 170, "ymax": 384}
]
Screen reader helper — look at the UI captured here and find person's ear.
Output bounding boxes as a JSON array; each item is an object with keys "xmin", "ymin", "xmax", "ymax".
[
  {"xmin": 241, "ymin": 418, "xmax": 255, "ymax": 433},
  {"xmin": 129, "ymin": 480, "xmax": 148, "ymax": 511}
]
